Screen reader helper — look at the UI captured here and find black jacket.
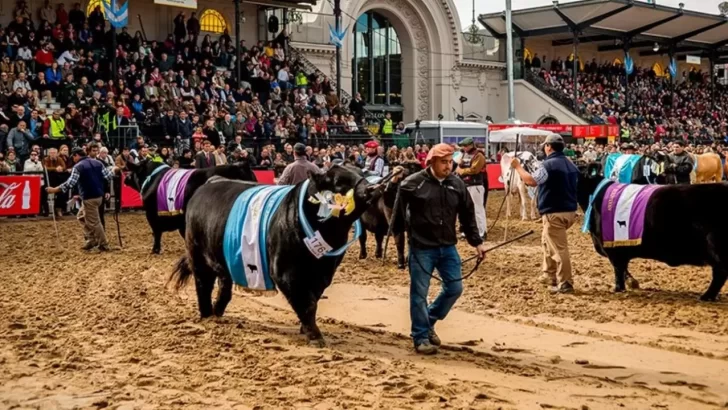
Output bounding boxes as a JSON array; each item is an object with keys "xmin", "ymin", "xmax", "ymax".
[{"xmin": 387, "ymin": 168, "xmax": 483, "ymax": 249}]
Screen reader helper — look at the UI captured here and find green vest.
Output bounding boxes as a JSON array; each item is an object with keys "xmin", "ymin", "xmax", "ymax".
[
  {"xmin": 49, "ymin": 117, "xmax": 66, "ymax": 139},
  {"xmin": 382, "ymin": 118, "xmax": 393, "ymax": 134}
]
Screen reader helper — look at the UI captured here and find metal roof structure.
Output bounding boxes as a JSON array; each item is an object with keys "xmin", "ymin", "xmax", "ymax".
[{"xmin": 478, "ymin": 0, "xmax": 728, "ymax": 61}]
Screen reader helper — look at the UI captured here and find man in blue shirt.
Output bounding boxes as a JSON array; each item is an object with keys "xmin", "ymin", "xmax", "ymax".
[
  {"xmin": 46, "ymin": 143, "xmax": 118, "ymax": 251},
  {"xmin": 511, "ymin": 134, "xmax": 579, "ymax": 294}
]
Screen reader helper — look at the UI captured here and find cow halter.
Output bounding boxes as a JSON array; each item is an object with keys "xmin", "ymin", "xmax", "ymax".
[
  {"xmin": 140, "ymin": 164, "xmax": 170, "ymax": 192},
  {"xmin": 298, "ymin": 179, "xmax": 363, "ymax": 258}
]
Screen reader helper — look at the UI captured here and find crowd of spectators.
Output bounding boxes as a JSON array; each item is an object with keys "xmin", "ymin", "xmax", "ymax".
[
  {"xmin": 526, "ymin": 53, "xmax": 728, "ymax": 146},
  {"xmin": 0, "ymin": 0, "xmax": 398, "ymax": 178}
]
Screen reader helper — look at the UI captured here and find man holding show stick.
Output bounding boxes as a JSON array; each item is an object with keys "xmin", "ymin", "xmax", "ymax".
[
  {"xmin": 388, "ymin": 143, "xmax": 487, "ymax": 355},
  {"xmin": 46, "ymin": 143, "xmax": 119, "ymax": 251}
]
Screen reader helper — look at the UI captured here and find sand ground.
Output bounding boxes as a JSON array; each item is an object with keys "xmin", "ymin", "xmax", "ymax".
[{"xmin": 2, "ymin": 191, "xmax": 728, "ymax": 409}]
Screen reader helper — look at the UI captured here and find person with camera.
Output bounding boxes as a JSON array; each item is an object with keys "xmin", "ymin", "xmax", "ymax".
[{"xmin": 389, "ymin": 143, "xmax": 487, "ymax": 355}]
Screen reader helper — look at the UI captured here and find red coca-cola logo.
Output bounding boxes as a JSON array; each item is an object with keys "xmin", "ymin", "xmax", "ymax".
[
  {"xmin": 0, "ymin": 182, "xmax": 21, "ymax": 209},
  {"xmin": 0, "ymin": 176, "xmax": 41, "ymax": 216}
]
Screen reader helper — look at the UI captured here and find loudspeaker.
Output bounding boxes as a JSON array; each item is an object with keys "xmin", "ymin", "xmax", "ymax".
[{"xmin": 268, "ymin": 15, "xmax": 279, "ymax": 33}]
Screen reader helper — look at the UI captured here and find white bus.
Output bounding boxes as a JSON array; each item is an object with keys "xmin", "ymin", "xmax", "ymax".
[{"xmin": 402, "ymin": 121, "xmax": 489, "ymax": 157}]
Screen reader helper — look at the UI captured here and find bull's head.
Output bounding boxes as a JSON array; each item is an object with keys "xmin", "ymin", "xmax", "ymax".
[
  {"xmin": 124, "ymin": 159, "xmax": 163, "ymax": 193},
  {"xmin": 576, "ymin": 162, "xmax": 603, "ymax": 213}
]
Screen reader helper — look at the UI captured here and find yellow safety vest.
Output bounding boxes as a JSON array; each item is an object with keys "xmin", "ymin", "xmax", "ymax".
[
  {"xmin": 49, "ymin": 118, "xmax": 66, "ymax": 139},
  {"xmin": 382, "ymin": 118, "xmax": 393, "ymax": 134}
]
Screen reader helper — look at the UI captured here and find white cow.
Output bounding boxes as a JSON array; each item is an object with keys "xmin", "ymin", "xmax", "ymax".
[{"xmin": 499, "ymin": 151, "xmax": 541, "ymax": 221}]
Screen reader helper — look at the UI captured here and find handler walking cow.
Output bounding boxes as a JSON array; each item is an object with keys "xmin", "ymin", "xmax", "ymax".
[
  {"xmin": 511, "ymin": 134, "xmax": 579, "ymax": 294},
  {"xmin": 46, "ymin": 144, "xmax": 118, "ymax": 251},
  {"xmin": 455, "ymin": 137, "xmax": 487, "ymax": 239},
  {"xmin": 389, "ymin": 143, "xmax": 487, "ymax": 355}
]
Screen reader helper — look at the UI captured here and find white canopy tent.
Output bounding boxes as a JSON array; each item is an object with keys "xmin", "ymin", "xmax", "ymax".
[{"xmin": 488, "ymin": 127, "xmax": 555, "ymax": 144}]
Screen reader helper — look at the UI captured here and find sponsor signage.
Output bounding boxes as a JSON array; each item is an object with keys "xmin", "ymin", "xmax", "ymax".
[
  {"xmin": 489, "ymin": 124, "xmax": 619, "ymax": 139},
  {"xmin": 0, "ymin": 175, "xmax": 42, "ymax": 216},
  {"xmin": 686, "ymin": 55, "xmax": 701, "ymax": 65}
]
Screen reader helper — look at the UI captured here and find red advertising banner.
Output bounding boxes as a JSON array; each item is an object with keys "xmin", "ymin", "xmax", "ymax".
[
  {"xmin": 607, "ymin": 124, "xmax": 619, "ymax": 137},
  {"xmin": 490, "ymin": 123, "xmax": 619, "ymax": 139},
  {"xmin": 0, "ymin": 175, "xmax": 42, "ymax": 216},
  {"xmin": 588, "ymin": 125, "xmax": 606, "ymax": 138},
  {"xmin": 572, "ymin": 125, "xmax": 587, "ymax": 138},
  {"xmin": 120, "ymin": 173, "xmax": 143, "ymax": 209},
  {"xmin": 489, "ymin": 124, "xmax": 572, "ymax": 133},
  {"xmin": 486, "ymin": 164, "xmax": 503, "ymax": 190},
  {"xmin": 253, "ymin": 170, "xmax": 276, "ymax": 185}
]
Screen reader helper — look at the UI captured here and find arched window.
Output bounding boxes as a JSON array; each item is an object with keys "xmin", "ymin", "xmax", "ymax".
[
  {"xmin": 86, "ymin": 0, "xmax": 110, "ymax": 16},
  {"xmin": 539, "ymin": 115, "xmax": 559, "ymax": 125},
  {"xmin": 200, "ymin": 9, "xmax": 227, "ymax": 34}
]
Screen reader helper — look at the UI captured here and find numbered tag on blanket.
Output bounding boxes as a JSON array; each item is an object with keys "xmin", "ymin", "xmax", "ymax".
[{"xmin": 304, "ymin": 231, "xmax": 333, "ymax": 259}]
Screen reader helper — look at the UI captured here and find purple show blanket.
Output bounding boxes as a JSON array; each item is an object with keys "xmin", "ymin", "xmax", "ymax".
[
  {"xmin": 601, "ymin": 183, "xmax": 661, "ymax": 248},
  {"xmin": 156, "ymin": 169, "xmax": 195, "ymax": 216}
]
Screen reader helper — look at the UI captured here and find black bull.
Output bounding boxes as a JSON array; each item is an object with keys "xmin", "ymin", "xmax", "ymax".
[
  {"xmin": 124, "ymin": 161, "xmax": 257, "ymax": 254},
  {"xmin": 170, "ymin": 165, "xmax": 389, "ymax": 345},
  {"xmin": 358, "ymin": 162, "xmax": 423, "ymax": 269},
  {"xmin": 579, "ymin": 163, "xmax": 728, "ymax": 301}
]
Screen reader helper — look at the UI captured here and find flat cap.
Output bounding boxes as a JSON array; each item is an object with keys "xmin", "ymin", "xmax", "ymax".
[
  {"xmin": 544, "ymin": 134, "xmax": 564, "ymax": 144},
  {"xmin": 458, "ymin": 137, "xmax": 474, "ymax": 146}
]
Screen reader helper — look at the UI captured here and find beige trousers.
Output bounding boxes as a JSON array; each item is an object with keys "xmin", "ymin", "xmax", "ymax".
[
  {"xmin": 77, "ymin": 197, "xmax": 108, "ymax": 247},
  {"xmin": 541, "ymin": 212, "xmax": 577, "ymax": 286}
]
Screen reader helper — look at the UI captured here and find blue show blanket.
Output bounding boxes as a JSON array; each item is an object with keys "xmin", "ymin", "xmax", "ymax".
[
  {"xmin": 223, "ymin": 185, "xmax": 294, "ymax": 291},
  {"xmin": 603, "ymin": 154, "xmax": 641, "ymax": 184}
]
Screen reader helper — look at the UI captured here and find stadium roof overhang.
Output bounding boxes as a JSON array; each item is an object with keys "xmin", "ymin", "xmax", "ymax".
[{"xmin": 478, "ymin": 0, "xmax": 728, "ymax": 59}]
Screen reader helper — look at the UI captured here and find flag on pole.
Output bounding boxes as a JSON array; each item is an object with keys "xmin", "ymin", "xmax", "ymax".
[
  {"xmin": 104, "ymin": 0, "xmax": 128, "ymax": 29},
  {"xmin": 624, "ymin": 53, "xmax": 634, "ymax": 75},
  {"xmin": 668, "ymin": 57, "xmax": 677, "ymax": 78},
  {"xmin": 329, "ymin": 24, "xmax": 347, "ymax": 48}
]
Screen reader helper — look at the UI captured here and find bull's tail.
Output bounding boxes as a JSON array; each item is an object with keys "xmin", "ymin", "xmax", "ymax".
[{"xmin": 169, "ymin": 255, "xmax": 194, "ymax": 291}]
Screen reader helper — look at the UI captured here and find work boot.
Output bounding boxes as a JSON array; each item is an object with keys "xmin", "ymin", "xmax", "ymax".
[
  {"xmin": 539, "ymin": 273, "xmax": 557, "ymax": 286},
  {"xmin": 428, "ymin": 329, "xmax": 441, "ymax": 347},
  {"xmin": 81, "ymin": 242, "xmax": 96, "ymax": 251},
  {"xmin": 414, "ymin": 340, "xmax": 438, "ymax": 355},
  {"xmin": 550, "ymin": 282, "xmax": 574, "ymax": 294}
]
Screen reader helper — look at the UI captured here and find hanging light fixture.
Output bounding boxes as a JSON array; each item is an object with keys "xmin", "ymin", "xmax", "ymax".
[{"xmin": 465, "ymin": 0, "xmax": 484, "ymax": 45}]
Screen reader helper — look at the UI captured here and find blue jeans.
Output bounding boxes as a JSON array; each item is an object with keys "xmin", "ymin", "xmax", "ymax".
[{"xmin": 409, "ymin": 245, "xmax": 463, "ymax": 344}]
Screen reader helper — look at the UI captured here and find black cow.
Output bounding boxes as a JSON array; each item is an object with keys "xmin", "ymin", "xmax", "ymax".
[
  {"xmin": 170, "ymin": 165, "xmax": 389, "ymax": 346},
  {"xmin": 358, "ymin": 162, "xmax": 422, "ymax": 269},
  {"xmin": 124, "ymin": 160, "xmax": 257, "ymax": 254},
  {"xmin": 578, "ymin": 162, "xmax": 728, "ymax": 300}
]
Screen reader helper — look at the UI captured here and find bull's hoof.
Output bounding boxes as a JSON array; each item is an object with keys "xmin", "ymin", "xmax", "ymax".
[
  {"xmin": 375, "ymin": 252, "xmax": 383, "ymax": 259},
  {"xmin": 626, "ymin": 277, "xmax": 640, "ymax": 290},
  {"xmin": 613, "ymin": 286, "xmax": 626, "ymax": 293},
  {"xmin": 359, "ymin": 252, "xmax": 367, "ymax": 260},
  {"xmin": 397, "ymin": 263, "xmax": 405, "ymax": 270},
  {"xmin": 308, "ymin": 338, "xmax": 327, "ymax": 348},
  {"xmin": 152, "ymin": 248, "xmax": 161, "ymax": 255},
  {"xmin": 700, "ymin": 294, "xmax": 719, "ymax": 302}
]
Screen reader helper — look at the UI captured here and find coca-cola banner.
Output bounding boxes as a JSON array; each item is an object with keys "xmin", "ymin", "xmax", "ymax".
[{"xmin": 0, "ymin": 175, "xmax": 42, "ymax": 216}]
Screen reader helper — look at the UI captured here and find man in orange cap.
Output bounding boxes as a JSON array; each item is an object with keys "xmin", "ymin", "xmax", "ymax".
[
  {"xmin": 389, "ymin": 143, "xmax": 487, "ymax": 355},
  {"xmin": 363, "ymin": 140, "xmax": 385, "ymax": 177}
]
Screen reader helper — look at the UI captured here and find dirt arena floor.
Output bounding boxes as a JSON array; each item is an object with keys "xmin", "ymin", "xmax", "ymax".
[{"xmin": 3, "ymin": 191, "xmax": 728, "ymax": 409}]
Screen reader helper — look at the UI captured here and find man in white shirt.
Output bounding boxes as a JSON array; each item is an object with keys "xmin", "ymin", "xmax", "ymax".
[{"xmin": 57, "ymin": 50, "xmax": 79, "ymax": 66}]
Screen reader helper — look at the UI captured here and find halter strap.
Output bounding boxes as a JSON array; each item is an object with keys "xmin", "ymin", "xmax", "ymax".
[
  {"xmin": 141, "ymin": 164, "xmax": 170, "ymax": 192},
  {"xmin": 297, "ymin": 179, "xmax": 362, "ymax": 257}
]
